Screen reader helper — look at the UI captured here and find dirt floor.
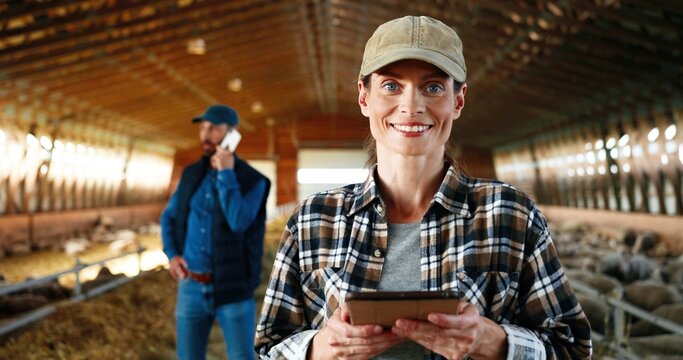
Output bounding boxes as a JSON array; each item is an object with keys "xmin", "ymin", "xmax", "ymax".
[{"xmin": 0, "ymin": 216, "xmax": 287, "ymax": 359}]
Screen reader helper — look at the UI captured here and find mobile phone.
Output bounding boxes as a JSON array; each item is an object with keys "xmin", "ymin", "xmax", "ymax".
[
  {"xmin": 220, "ymin": 129, "xmax": 241, "ymax": 152},
  {"xmin": 346, "ymin": 290, "xmax": 463, "ymax": 328}
]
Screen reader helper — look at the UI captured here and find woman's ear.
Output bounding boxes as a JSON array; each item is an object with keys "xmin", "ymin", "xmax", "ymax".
[
  {"xmin": 452, "ymin": 83, "xmax": 467, "ymax": 120},
  {"xmin": 358, "ymin": 80, "xmax": 370, "ymax": 117}
]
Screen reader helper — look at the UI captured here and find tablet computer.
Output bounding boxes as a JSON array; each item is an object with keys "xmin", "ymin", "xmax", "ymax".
[{"xmin": 345, "ymin": 290, "xmax": 464, "ymax": 328}]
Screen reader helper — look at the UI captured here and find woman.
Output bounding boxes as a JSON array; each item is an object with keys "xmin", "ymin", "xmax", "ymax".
[{"xmin": 255, "ymin": 15, "xmax": 591, "ymax": 360}]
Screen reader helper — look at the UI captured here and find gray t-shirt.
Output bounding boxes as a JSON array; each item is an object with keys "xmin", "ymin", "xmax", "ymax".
[{"xmin": 375, "ymin": 222, "xmax": 425, "ymax": 359}]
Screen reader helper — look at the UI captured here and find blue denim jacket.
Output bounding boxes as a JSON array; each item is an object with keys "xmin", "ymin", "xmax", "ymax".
[{"xmin": 161, "ymin": 168, "xmax": 266, "ymax": 273}]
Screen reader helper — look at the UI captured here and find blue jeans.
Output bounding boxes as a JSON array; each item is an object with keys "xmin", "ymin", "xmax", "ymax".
[{"xmin": 175, "ymin": 279, "xmax": 256, "ymax": 360}]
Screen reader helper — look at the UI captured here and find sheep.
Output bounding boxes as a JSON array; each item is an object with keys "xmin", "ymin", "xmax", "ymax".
[
  {"xmin": 63, "ymin": 238, "xmax": 90, "ymax": 256},
  {"xmin": 576, "ymin": 293, "xmax": 610, "ymax": 334},
  {"xmin": 0, "ymin": 294, "xmax": 49, "ymax": 315},
  {"xmin": 81, "ymin": 266, "xmax": 126, "ymax": 293},
  {"xmin": 624, "ymin": 280, "xmax": 683, "ymax": 312},
  {"xmin": 630, "ymin": 304, "xmax": 683, "ymax": 337},
  {"xmin": 629, "ymin": 334, "xmax": 683, "ymax": 357},
  {"xmin": 565, "ymin": 269, "xmax": 623, "ymax": 296},
  {"xmin": 108, "ymin": 229, "xmax": 139, "ymax": 254}
]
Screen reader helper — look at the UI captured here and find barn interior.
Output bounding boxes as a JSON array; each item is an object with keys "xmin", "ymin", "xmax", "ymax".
[{"xmin": 1, "ymin": 0, "xmax": 682, "ymax": 359}]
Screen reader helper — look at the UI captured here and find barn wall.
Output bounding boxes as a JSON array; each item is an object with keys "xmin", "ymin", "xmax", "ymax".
[{"xmin": 0, "ymin": 203, "xmax": 164, "ymax": 256}]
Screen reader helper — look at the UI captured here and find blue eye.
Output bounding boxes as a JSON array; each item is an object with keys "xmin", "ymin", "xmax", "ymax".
[
  {"xmin": 382, "ymin": 82, "xmax": 398, "ymax": 91},
  {"xmin": 426, "ymin": 84, "xmax": 444, "ymax": 93}
]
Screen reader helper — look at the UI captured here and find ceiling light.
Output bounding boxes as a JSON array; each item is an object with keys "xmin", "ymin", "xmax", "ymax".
[
  {"xmin": 227, "ymin": 78, "xmax": 242, "ymax": 92},
  {"xmin": 251, "ymin": 101, "xmax": 263, "ymax": 113},
  {"xmin": 537, "ymin": 18, "xmax": 550, "ymax": 29},
  {"xmin": 509, "ymin": 12, "xmax": 522, "ymax": 23},
  {"xmin": 547, "ymin": 2, "xmax": 564, "ymax": 17},
  {"xmin": 187, "ymin": 38, "xmax": 206, "ymax": 55}
]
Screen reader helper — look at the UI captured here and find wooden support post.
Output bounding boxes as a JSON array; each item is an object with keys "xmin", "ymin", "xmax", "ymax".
[{"xmin": 275, "ymin": 124, "xmax": 298, "ymax": 205}]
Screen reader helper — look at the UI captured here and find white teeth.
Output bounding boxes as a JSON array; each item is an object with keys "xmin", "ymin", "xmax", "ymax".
[{"xmin": 393, "ymin": 124, "xmax": 430, "ymax": 132}]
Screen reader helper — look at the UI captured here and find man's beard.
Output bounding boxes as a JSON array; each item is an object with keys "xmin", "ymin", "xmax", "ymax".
[{"xmin": 202, "ymin": 141, "xmax": 216, "ymax": 156}]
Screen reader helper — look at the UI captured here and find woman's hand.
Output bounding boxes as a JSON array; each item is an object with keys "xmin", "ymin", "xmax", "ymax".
[
  {"xmin": 391, "ymin": 302, "xmax": 507, "ymax": 359},
  {"xmin": 308, "ymin": 304, "xmax": 403, "ymax": 360}
]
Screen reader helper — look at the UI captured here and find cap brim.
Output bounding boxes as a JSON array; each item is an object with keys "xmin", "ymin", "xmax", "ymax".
[{"xmin": 360, "ymin": 48, "xmax": 466, "ymax": 82}]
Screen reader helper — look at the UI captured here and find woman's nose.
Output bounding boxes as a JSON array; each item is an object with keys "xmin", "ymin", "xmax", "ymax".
[{"xmin": 399, "ymin": 87, "xmax": 425, "ymax": 116}]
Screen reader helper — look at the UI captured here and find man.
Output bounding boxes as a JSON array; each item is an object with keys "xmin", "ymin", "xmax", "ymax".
[
  {"xmin": 255, "ymin": 16, "xmax": 591, "ymax": 359},
  {"xmin": 161, "ymin": 104, "xmax": 270, "ymax": 360}
]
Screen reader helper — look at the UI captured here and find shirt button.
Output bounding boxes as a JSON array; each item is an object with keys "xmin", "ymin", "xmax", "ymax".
[
  {"xmin": 373, "ymin": 248, "xmax": 383, "ymax": 258},
  {"xmin": 200, "ymin": 228, "xmax": 206, "ymax": 233},
  {"xmin": 205, "ymin": 194, "xmax": 211, "ymax": 199},
  {"xmin": 376, "ymin": 204, "xmax": 384, "ymax": 213}
]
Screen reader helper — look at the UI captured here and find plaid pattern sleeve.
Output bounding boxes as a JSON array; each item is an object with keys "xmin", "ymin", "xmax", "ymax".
[
  {"xmin": 255, "ymin": 208, "xmax": 318, "ymax": 359},
  {"xmin": 254, "ymin": 164, "xmax": 592, "ymax": 359},
  {"xmin": 507, "ymin": 204, "xmax": 592, "ymax": 359}
]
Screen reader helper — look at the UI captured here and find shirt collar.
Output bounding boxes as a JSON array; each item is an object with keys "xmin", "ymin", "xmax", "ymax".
[{"xmin": 347, "ymin": 163, "xmax": 470, "ymax": 217}]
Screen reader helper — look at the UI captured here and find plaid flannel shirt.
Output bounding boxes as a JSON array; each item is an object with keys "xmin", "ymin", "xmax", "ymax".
[{"xmin": 255, "ymin": 164, "xmax": 592, "ymax": 359}]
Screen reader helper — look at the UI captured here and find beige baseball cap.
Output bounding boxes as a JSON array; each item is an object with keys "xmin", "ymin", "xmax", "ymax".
[{"xmin": 359, "ymin": 16, "xmax": 466, "ymax": 82}]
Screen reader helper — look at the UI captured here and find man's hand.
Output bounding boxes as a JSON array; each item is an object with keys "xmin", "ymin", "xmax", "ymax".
[
  {"xmin": 211, "ymin": 146, "xmax": 234, "ymax": 170},
  {"xmin": 169, "ymin": 256, "xmax": 189, "ymax": 281},
  {"xmin": 391, "ymin": 302, "xmax": 507, "ymax": 359},
  {"xmin": 308, "ymin": 304, "xmax": 403, "ymax": 360}
]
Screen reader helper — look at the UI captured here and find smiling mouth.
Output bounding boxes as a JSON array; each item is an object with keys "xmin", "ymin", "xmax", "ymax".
[{"xmin": 391, "ymin": 123, "xmax": 432, "ymax": 134}]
